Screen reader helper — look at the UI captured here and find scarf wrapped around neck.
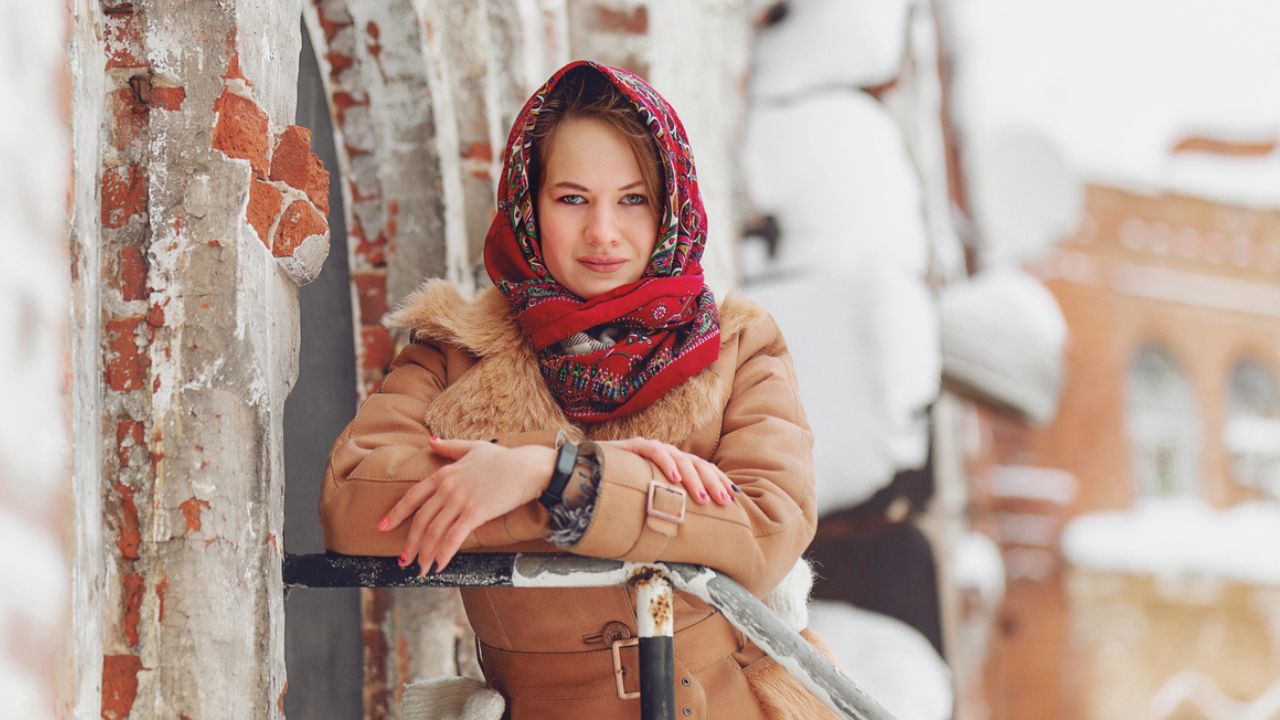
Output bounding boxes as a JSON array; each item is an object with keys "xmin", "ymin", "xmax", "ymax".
[{"xmin": 483, "ymin": 60, "xmax": 720, "ymax": 424}]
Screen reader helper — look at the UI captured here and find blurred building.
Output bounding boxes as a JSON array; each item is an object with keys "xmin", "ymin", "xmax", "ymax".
[{"xmin": 969, "ymin": 139, "xmax": 1280, "ymax": 719}]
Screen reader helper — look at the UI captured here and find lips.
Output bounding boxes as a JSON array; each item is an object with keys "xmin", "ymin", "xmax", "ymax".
[{"xmin": 578, "ymin": 256, "xmax": 628, "ymax": 273}]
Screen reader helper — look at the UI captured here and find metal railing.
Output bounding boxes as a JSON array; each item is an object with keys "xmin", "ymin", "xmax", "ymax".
[{"xmin": 284, "ymin": 552, "xmax": 896, "ymax": 720}]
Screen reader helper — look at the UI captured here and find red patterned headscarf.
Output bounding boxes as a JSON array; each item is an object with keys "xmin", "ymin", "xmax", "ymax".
[{"xmin": 484, "ymin": 60, "xmax": 719, "ymax": 424}]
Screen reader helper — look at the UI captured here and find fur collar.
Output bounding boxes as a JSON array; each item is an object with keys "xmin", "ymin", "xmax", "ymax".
[{"xmin": 388, "ymin": 281, "xmax": 763, "ymax": 445}]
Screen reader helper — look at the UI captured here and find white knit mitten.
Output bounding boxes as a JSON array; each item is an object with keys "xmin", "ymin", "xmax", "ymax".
[{"xmin": 401, "ymin": 676, "xmax": 504, "ymax": 720}]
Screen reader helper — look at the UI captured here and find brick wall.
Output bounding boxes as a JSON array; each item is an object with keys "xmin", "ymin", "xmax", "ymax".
[{"xmin": 66, "ymin": 0, "xmax": 332, "ymax": 716}]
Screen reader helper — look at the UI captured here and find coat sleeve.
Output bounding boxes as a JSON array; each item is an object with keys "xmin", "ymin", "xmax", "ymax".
[
  {"xmin": 566, "ymin": 313, "xmax": 818, "ymax": 598},
  {"xmin": 319, "ymin": 341, "xmax": 558, "ymax": 557}
]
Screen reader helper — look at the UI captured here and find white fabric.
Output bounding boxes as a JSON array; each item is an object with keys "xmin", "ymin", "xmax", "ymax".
[
  {"xmin": 765, "ymin": 558, "xmax": 815, "ymax": 633},
  {"xmin": 402, "ymin": 676, "xmax": 504, "ymax": 720}
]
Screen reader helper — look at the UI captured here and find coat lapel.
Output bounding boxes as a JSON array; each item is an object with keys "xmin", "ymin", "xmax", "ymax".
[{"xmin": 388, "ymin": 280, "xmax": 760, "ymax": 446}]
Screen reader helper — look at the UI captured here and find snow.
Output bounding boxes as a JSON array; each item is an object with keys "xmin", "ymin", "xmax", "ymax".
[
  {"xmin": 1149, "ymin": 671, "xmax": 1280, "ymax": 720},
  {"xmin": 807, "ymin": 600, "xmax": 953, "ymax": 720},
  {"xmin": 743, "ymin": 92, "xmax": 929, "ymax": 276},
  {"xmin": 950, "ymin": 531, "xmax": 1005, "ymax": 605},
  {"xmin": 945, "ymin": 0, "xmax": 1280, "ymax": 209},
  {"xmin": 986, "ymin": 465, "xmax": 1078, "ymax": 505},
  {"xmin": 939, "ymin": 267, "xmax": 1067, "ymax": 423},
  {"xmin": 742, "ymin": 91, "xmax": 940, "ymax": 512},
  {"xmin": 964, "ymin": 128, "xmax": 1084, "ymax": 267},
  {"xmin": 1062, "ymin": 498, "xmax": 1280, "ymax": 585},
  {"xmin": 750, "ymin": 0, "xmax": 912, "ymax": 100}
]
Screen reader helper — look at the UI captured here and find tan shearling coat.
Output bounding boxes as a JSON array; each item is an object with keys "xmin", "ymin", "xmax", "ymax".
[{"xmin": 320, "ymin": 280, "xmax": 819, "ymax": 720}]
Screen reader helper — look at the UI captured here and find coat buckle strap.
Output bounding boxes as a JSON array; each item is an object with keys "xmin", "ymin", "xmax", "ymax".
[
  {"xmin": 646, "ymin": 480, "xmax": 686, "ymax": 525},
  {"xmin": 611, "ymin": 637, "xmax": 641, "ymax": 700}
]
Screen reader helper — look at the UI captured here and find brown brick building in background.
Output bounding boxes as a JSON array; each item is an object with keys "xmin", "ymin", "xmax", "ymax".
[{"xmin": 969, "ymin": 160, "xmax": 1280, "ymax": 719}]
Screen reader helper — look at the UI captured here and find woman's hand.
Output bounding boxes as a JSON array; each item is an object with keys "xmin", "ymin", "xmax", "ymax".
[
  {"xmin": 597, "ymin": 437, "xmax": 738, "ymax": 506},
  {"xmin": 378, "ymin": 437, "xmax": 555, "ymax": 576}
]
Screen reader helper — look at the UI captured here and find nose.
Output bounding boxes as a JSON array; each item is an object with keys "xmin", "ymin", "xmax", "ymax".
[{"xmin": 584, "ymin": 204, "xmax": 621, "ymax": 247}]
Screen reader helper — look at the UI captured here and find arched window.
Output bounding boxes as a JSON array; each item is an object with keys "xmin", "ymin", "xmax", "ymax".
[
  {"xmin": 1225, "ymin": 359, "xmax": 1280, "ymax": 501},
  {"xmin": 1127, "ymin": 345, "xmax": 1201, "ymax": 499}
]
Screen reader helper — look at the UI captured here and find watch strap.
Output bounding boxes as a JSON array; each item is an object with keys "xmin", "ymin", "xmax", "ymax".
[{"xmin": 539, "ymin": 440, "xmax": 578, "ymax": 509}]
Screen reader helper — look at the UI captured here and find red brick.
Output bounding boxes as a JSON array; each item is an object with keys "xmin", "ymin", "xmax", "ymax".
[
  {"xmin": 105, "ymin": 316, "xmax": 147, "ymax": 392},
  {"xmin": 331, "ymin": 91, "xmax": 368, "ymax": 125},
  {"xmin": 102, "ymin": 654, "xmax": 143, "ymax": 720},
  {"xmin": 595, "ymin": 6, "xmax": 648, "ymax": 34},
  {"xmin": 211, "ymin": 90, "xmax": 269, "ymax": 178},
  {"xmin": 316, "ymin": 6, "xmax": 354, "ymax": 45},
  {"xmin": 366, "ymin": 21, "xmax": 384, "ymax": 66},
  {"xmin": 326, "ymin": 51, "xmax": 353, "ymax": 76},
  {"xmin": 149, "ymin": 85, "xmax": 186, "ymax": 111},
  {"xmin": 361, "ymin": 325, "xmax": 393, "ymax": 370},
  {"xmin": 247, "ymin": 179, "xmax": 284, "ymax": 247},
  {"xmin": 352, "ymin": 273, "xmax": 389, "ymax": 323},
  {"xmin": 116, "ymin": 419, "xmax": 145, "ymax": 468},
  {"xmin": 269, "ymin": 126, "xmax": 330, "ymax": 214},
  {"xmin": 271, "ymin": 200, "xmax": 329, "ymax": 257},
  {"xmin": 179, "ymin": 497, "xmax": 211, "ymax": 534},
  {"xmin": 147, "ymin": 302, "xmax": 165, "ymax": 328},
  {"xmin": 122, "ymin": 573, "xmax": 144, "ymax": 647},
  {"xmin": 113, "ymin": 482, "xmax": 141, "ymax": 560},
  {"xmin": 1172, "ymin": 134, "xmax": 1277, "ymax": 157},
  {"xmin": 118, "ymin": 245, "xmax": 148, "ymax": 301},
  {"xmin": 104, "ymin": 11, "xmax": 145, "ymax": 70},
  {"xmin": 386, "ymin": 199, "xmax": 400, "ymax": 239},
  {"xmin": 110, "ymin": 85, "xmax": 147, "ymax": 150},
  {"xmin": 102, "ymin": 164, "xmax": 147, "ymax": 229},
  {"xmin": 223, "ymin": 46, "xmax": 246, "ymax": 82}
]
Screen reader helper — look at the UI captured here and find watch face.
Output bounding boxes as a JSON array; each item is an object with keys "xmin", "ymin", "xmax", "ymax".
[{"xmin": 556, "ymin": 444, "xmax": 578, "ymax": 476}]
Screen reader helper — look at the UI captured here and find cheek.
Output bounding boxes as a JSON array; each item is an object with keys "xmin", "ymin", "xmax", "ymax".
[
  {"xmin": 632, "ymin": 214, "xmax": 659, "ymax": 257},
  {"xmin": 536, "ymin": 200, "xmax": 574, "ymax": 269}
]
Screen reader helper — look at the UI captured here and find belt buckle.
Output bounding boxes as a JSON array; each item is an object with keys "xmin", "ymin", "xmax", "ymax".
[
  {"xmin": 647, "ymin": 480, "xmax": 686, "ymax": 524},
  {"xmin": 611, "ymin": 637, "xmax": 640, "ymax": 700}
]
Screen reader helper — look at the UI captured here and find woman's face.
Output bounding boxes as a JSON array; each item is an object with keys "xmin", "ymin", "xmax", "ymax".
[{"xmin": 536, "ymin": 115, "xmax": 659, "ymax": 300}]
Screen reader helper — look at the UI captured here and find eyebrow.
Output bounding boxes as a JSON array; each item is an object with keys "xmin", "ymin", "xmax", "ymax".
[{"xmin": 552, "ymin": 180, "xmax": 645, "ymax": 192}]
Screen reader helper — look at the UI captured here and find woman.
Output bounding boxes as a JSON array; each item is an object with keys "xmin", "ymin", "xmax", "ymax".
[{"xmin": 320, "ymin": 60, "xmax": 828, "ymax": 719}]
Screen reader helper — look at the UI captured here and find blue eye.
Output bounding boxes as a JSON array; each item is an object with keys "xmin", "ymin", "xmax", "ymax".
[
  {"xmin": 621, "ymin": 193, "xmax": 648, "ymax": 206},
  {"xmin": 557, "ymin": 194, "xmax": 585, "ymax": 206}
]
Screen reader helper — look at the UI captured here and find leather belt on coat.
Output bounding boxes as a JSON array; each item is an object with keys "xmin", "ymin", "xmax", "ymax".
[{"xmin": 477, "ymin": 611, "xmax": 748, "ymax": 702}]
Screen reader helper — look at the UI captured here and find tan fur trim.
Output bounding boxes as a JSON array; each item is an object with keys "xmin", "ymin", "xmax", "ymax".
[
  {"xmin": 387, "ymin": 281, "xmax": 772, "ymax": 443},
  {"xmin": 742, "ymin": 630, "xmax": 843, "ymax": 720},
  {"xmin": 387, "ymin": 282, "xmax": 526, "ymax": 358}
]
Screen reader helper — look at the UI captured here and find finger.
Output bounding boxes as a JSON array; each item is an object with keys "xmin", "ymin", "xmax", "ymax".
[
  {"xmin": 383, "ymin": 475, "xmax": 439, "ymax": 532},
  {"xmin": 417, "ymin": 501, "xmax": 464, "ymax": 577},
  {"xmin": 427, "ymin": 436, "xmax": 483, "ymax": 460},
  {"xmin": 694, "ymin": 458, "xmax": 731, "ymax": 505},
  {"xmin": 401, "ymin": 492, "xmax": 447, "ymax": 568},
  {"xmin": 673, "ymin": 452, "xmax": 708, "ymax": 504},
  {"xmin": 629, "ymin": 439, "xmax": 681, "ymax": 485},
  {"xmin": 433, "ymin": 510, "xmax": 477, "ymax": 573}
]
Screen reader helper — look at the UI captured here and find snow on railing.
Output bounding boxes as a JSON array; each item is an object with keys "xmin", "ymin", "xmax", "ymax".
[{"xmin": 283, "ymin": 552, "xmax": 897, "ymax": 720}]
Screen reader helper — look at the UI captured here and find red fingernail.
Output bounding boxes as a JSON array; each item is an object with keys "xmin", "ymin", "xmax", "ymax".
[
  {"xmin": 673, "ymin": 471, "xmax": 682, "ymax": 483},
  {"xmin": 699, "ymin": 490, "xmax": 708, "ymax": 501},
  {"xmin": 430, "ymin": 435, "xmax": 440, "ymax": 441},
  {"xmin": 377, "ymin": 517, "xmax": 390, "ymax": 531},
  {"xmin": 398, "ymin": 553, "xmax": 408, "ymax": 566}
]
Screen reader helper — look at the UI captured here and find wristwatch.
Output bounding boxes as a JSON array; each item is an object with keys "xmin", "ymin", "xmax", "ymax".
[{"xmin": 539, "ymin": 439, "xmax": 579, "ymax": 509}]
